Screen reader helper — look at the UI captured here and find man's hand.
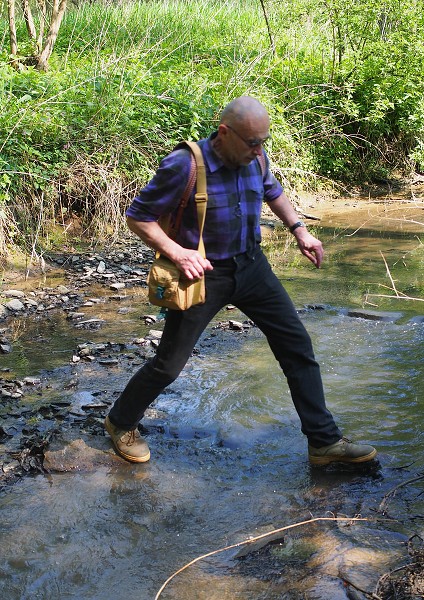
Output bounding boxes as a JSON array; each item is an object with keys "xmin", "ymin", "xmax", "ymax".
[
  {"xmin": 127, "ymin": 217, "xmax": 213, "ymax": 279},
  {"xmin": 172, "ymin": 248, "xmax": 213, "ymax": 280},
  {"xmin": 267, "ymin": 193, "xmax": 324, "ymax": 268},
  {"xmin": 293, "ymin": 228, "xmax": 324, "ymax": 268}
]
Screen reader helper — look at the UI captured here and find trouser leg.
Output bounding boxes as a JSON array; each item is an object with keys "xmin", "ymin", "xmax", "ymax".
[
  {"xmin": 232, "ymin": 248, "xmax": 342, "ymax": 447},
  {"xmin": 109, "ymin": 246, "xmax": 341, "ymax": 446},
  {"xmin": 108, "ymin": 264, "xmax": 235, "ymax": 430}
]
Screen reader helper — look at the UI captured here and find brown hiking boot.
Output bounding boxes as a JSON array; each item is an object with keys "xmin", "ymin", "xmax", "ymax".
[
  {"xmin": 104, "ymin": 416, "xmax": 150, "ymax": 463},
  {"xmin": 308, "ymin": 437, "xmax": 377, "ymax": 465}
]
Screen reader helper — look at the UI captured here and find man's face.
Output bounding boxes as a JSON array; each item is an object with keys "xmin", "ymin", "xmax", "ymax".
[{"xmin": 219, "ymin": 114, "xmax": 270, "ymax": 167}]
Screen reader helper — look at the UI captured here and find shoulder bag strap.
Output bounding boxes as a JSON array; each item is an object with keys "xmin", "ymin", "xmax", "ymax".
[
  {"xmin": 184, "ymin": 141, "xmax": 208, "ymax": 259},
  {"xmin": 167, "ymin": 151, "xmax": 196, "ymax": 239},
  {"xmin": 156, "ymin": 141, "xmax": 208, "ymax": 259}
]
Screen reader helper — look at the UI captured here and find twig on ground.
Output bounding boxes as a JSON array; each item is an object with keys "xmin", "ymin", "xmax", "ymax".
[{"xmin": 154, "ymin": 516, "xmax": 370, "ymax": 599}]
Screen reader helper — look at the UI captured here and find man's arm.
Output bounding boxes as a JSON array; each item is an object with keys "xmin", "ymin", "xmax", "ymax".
[
  {"xmin": 127, "ymin": 217, "xmax": 213, "ymax": 280},
  {"xmin": 267, "ymin": 192, "xmax": 324, "ymax": 269}
]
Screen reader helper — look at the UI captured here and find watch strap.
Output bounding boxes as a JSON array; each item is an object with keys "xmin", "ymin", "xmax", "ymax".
[{"xmin": 289, "ymin": 220, "xmax": 305, "ymax": 233}]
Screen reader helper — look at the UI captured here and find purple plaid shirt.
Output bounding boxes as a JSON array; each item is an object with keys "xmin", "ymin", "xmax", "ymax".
[{"xmin": 126, "ymin": 133, "xmax": 283, "ymax": 260}]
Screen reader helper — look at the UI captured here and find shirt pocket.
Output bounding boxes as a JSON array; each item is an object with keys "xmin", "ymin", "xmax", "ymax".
[{"xmin": 204, "ymin": 192, "xmax": 239, "ymax": 236}]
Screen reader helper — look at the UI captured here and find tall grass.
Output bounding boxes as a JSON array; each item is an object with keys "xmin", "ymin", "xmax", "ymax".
[{"xmin": 0, "ymin": 0, "xmax": 423, "ymax": 255}]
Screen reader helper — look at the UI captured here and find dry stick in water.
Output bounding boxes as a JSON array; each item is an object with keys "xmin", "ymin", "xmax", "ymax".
[
  {"xmin": 154, "ymin": 516, "xmax": 370, "ymax": 599},
  {"xmin": 378, "ymin": 473, "xmax": 424, "ymax": 515},
  {"xmin": 366, "ymin": 251, "xmax": 424, "ymax": 303}
]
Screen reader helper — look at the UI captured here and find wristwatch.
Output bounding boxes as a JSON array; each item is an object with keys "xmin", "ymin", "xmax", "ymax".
[{"xmin": 289, "ymin": 220, "xmax": 306, "ymax": 233}]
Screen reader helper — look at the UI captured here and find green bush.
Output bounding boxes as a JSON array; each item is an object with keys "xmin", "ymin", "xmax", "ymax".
[{"xmin": 0, "ymin": 0, "xmax": 423, "ymax": 252}]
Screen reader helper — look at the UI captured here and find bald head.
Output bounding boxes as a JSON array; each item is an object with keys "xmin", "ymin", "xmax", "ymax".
[
  {"xmin": 220, "ymin": 96, "xmax": 269, "ymax": 127},
  {"xmin": 213, "ymin": 96, "xmax": 270, "ymax": 168}
]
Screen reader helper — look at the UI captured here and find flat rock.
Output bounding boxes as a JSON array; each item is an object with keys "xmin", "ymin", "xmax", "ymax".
[
  {"xmin": 347, "ymin": 309, "xmax": 403, "ymax": 322},
  {"xmin": 110, "ymin": 282, "xmax": 126, "ymax": 290},
  {"xmin": 409, "ymin": 315, "xmax": 424, "ymax": 324},
  {"xmin": 5, "ymin": 299, "xmax": 25, "ymax": 311},
  {"xmin": 2, "ymin": 290, "xmax": 25, "ymax": 298},
  {"xmin": 56, "ymin": 285, "xmax": 70, "ymax": 294},
  {"xmin": 44, "ymin": 438, "xmax": 123, "ymax": 472}
]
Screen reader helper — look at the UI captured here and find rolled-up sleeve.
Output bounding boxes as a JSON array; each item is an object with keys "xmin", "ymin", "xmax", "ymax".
[
  {"xmin": 126, "ymin": 149, "xmax": 191, "ymax": 222},
  {"xmin": 262, "ymin": 153, "xmax": 283, "ymax": 203}
]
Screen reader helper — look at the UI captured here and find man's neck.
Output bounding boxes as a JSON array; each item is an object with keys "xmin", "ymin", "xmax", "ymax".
[{"xmin": 211, "ymin": 135, "xmax": 238, "ymax": 169}]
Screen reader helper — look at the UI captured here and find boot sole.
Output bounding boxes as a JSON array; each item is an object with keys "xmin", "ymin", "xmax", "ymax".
[
  {"xmin": 309, "ymin": 448, "xmax": 377, "ymax": 465},
  {"xmin": 113, "ymin": 447, "xmax": 151, "ymax": 463},
  {"xmin": 105, "ymin": 417, "xmax": 151, "ymax": 463}
]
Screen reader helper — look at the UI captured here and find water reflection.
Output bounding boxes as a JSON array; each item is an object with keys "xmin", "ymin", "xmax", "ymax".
[
  {"xmin": 1, "ymin": 308, "xmax": 423, "ymax": 599},
  {"xmin": 0, "ymin": 194, "xmax": 423, "ymax": 599}
]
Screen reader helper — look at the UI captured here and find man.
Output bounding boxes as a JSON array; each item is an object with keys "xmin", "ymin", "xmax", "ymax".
[{"xmin": 105, "ymin": 96, "xmax": 377, "ymax": 466}]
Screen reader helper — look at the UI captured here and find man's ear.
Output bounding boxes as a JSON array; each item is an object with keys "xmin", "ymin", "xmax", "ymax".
[{"xmin": 218, "ymin": 123, "xmax": 229, "ymax": 138}]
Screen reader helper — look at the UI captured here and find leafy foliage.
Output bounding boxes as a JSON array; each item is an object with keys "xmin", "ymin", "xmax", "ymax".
[{"xmin": 0, "ymin": 0, "xmax": 423, "ymax": 251}]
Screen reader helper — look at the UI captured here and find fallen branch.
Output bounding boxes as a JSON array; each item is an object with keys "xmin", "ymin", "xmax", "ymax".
[
  {"xmin": 340, "ymin": 574, "xmax": 383, "ymax": 600},
  {"xmin": 365, "ymin": 292, "xmax": 424, "ymax": 302},
  {"xmin": 378, "ymin": 474, "xmax": 424, "ymax": 515},
  {"xmin": 364, "ymin": 252, "xmax": 424, "ymax": 303},
  {"xmin": 374, "ymin": 534, "xmax": 424, "ymax": 598},
  {"xmin": 154, "ymin": 516, "xmax": 370, "ymax": 599}
]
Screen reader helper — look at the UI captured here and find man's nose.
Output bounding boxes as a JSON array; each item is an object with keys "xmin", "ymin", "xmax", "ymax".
[{"xmin": 253, "ymin": 144, "xmax": 263, "ymax": 156}]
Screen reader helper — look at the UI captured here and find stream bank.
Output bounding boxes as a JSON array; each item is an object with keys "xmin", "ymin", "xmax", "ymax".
[{"xmin": 0, "ymin": 189, "xmax": 423, "ymax": 599}]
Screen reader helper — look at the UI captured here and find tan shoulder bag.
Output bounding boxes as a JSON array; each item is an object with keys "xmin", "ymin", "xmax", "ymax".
[{"xmin": 147, "ymin": 141, "xmax": 208, "ymax": 310}]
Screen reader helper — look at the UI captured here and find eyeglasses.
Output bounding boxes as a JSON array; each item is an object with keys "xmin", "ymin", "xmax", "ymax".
[{"xmin": 225, "ymin": 124, "xmax": 271, "ymax": 148}]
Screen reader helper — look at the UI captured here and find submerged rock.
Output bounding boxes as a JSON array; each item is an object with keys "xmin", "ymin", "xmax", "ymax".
[
  {"xmin": 43, "ymin": 438, "xmax": 122, "ymax": 472},
  {"xmin": 347, "ymin": 309, "xmax": 404, "ymax": 322}
]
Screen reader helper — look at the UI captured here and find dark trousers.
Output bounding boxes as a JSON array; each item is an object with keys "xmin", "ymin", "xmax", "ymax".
[{"xmin": 109, "ymin": 246, "xmax": 342, "ymax": 447}]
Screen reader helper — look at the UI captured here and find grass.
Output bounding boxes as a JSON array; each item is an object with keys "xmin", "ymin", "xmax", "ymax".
[{"xmin": 0, "ymin": 0, "xmax": 423, "ymax": 256}]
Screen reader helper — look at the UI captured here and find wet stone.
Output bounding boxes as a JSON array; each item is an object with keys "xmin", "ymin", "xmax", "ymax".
[
  {"xmin": 2, "ymin": 459, "xmax": 20, "ymax": 473},
  {"xmin": 409, "ymin": 315, "xmax": 424, "ymax": 324},
  {"xmin": 98, "ymin": 359, "xmax": 119, "ymax": 366},
  {"xmin": 229, "ymin": 320, "xmax": 245, "ymax": 331},
  {"xmin": 347, "ymin": 309, "xmax": 404, "ymax": 322},
  {"xmin": 43, "ymin": 438, "xmax": 122, "ymax": 472},
  {"xmin": 23, "ymin": 377, "xmax": 41, "ymax": 385}
]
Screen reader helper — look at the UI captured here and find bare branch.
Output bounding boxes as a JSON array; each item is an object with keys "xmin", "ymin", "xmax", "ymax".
[{"xmin": 259, "ymin": 0, "xmax": 275, "ymax": 56}]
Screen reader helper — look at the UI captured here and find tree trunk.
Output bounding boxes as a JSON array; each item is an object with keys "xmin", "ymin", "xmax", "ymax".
[
  {"xmin": 22, "ymin": 0, "xmax": 37, "ymax": 40},
  {"xmin": 37, "ymin": 0, "xmax": 47, "ymax": 53},
  {"xmin": 37, "ymin": 0, "xmax": 67, "ymax": 71},
  {"xmin": 7, "ymin": 0, "xmax": 18, "ymax": 57}
]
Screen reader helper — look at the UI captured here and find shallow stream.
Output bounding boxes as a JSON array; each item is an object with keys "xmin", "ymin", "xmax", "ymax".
[{"xmin": 0, "ymin": 191, "xmax": 423, "ymax": 599}]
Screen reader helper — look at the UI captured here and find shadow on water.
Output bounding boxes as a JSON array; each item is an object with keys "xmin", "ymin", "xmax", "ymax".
[{"xmin": 0, "ymin": 192, "xmax": 423, "ymax": 599}]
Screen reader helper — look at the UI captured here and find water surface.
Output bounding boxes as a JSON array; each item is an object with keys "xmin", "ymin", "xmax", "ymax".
[{"xmin": 1, "ymin": 192, "xmax": 423, "ymax": 599}]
